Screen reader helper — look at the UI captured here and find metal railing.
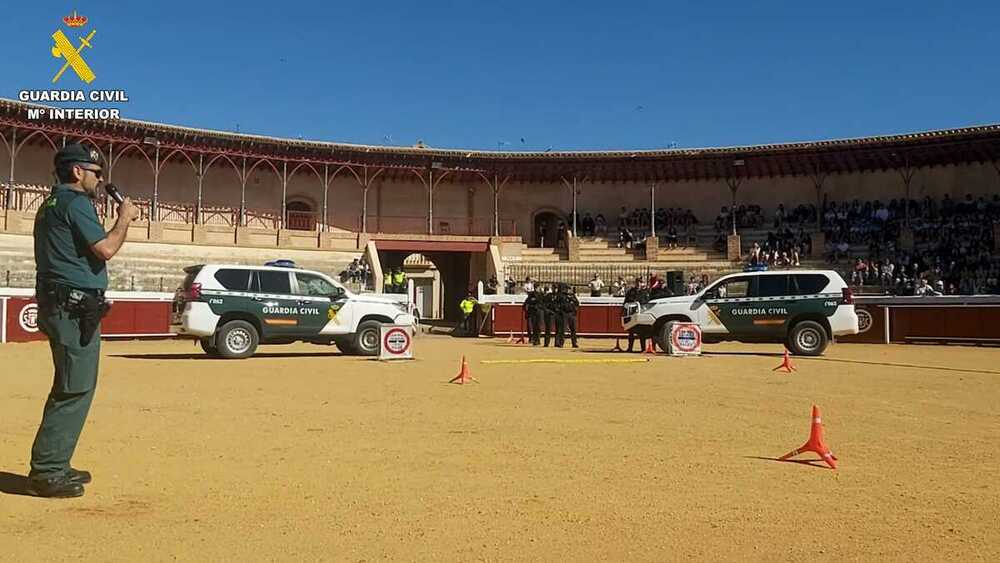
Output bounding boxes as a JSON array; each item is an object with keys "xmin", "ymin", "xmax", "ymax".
[
  {"xmin": 201, "ymin": 206, "xmax": 238, "ymax": 227},
  {"xmin": 243, "ymin": 208, "xmax": 281, "ymax": 230},
  {"xmin": 1, "ymin": 182, "xmax": 516, "ymax": 237},
  {"xmin": 503, "ymin": 263, "xmax": 660, "ymax": 292}
]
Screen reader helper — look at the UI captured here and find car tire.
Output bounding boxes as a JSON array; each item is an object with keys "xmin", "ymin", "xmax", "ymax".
[
  {"xmin": 199, "ymin": 337, "xmax": 220, "ymax": 357},
  {"xmin": 787, "ymin": 320, "xmax": 828, "ymax": 356},
  {"xmin": 333, "ymin": 337, "xmax": 357, "ymax": 355},
  {"xmin": 215, "ymin": 320, "xmax": 259, "ymax": 359},
  {"xmin": 353, "ymin": 320, "xmax": 382, "ymax": 356}
]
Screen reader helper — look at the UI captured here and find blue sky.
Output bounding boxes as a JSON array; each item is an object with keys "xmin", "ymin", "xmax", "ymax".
[{"xmin": 3, "ymin": 1, "xmax": 998, "ymax": 151}]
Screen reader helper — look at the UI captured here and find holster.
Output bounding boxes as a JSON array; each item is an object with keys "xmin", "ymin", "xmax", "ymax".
[{"xmin": 38, "ymin": 282, "xmax": 110, "ymax": 346}]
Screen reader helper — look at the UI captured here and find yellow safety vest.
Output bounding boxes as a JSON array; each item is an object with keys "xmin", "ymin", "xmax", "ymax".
[
  {"xmin": 460, "ymin": 299, "xmax": 476, "ymax": 314},
  {"xmin": 393, "ymin": 271, "xmax": 405, "ymax": 284}
]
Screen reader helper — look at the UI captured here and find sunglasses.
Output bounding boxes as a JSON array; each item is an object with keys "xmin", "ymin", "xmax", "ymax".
[{"xmin": 78, "ymin": 165, "xmax": 104, "ymax": 180}]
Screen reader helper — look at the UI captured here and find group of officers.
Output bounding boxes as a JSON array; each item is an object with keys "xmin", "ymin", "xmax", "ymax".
[{"xmin": 523, "ymin": 284, "xmax": 580, "ymax": 348}]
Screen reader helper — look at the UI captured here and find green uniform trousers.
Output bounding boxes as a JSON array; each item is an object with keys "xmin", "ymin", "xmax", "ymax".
[{"xmin": 29, "ymin": 306, "xmax": 101, "ymax": 479}]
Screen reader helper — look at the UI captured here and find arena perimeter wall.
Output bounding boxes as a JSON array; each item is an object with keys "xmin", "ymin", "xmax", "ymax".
[
  {"xmin": 480, "ymin": 294, "xmax": 1000, "ymax": 345},
  {"xmin": 3, "ymin": 289, "xmax": 999, "ymax": 344}
]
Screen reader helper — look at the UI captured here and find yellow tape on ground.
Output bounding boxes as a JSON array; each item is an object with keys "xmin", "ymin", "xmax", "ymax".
[{"xmin": 480, "ymin": 358, "xmax": 651, "ymax": 365}]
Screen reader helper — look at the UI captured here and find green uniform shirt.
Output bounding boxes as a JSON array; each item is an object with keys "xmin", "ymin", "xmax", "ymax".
[{"xmin": 33, "ymin": 184, "xmax": 108, "ymax": 290}]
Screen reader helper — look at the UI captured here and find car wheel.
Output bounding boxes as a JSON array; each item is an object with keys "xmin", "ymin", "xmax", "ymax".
[
  {"xmin": 787, "ymin": 320, "xmax": 828, "ymax": 356},
  {"xmin": 353, "ymin": 320, "xmax": 382, "ymax": 356},
  {"xmin": 333, "ymin": 337, "xmax": 357, "ymax": 355},
  {"xmin": 215, "ymin": 320, "xmax": 259, "ymax": 359},
  {"xmin": 199, "ymin": 337, "xmax": 220, "ymax": 357}
]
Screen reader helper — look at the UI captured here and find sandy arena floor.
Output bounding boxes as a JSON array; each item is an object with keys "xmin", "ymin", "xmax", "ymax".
[{"xmin": 1, "ymin": 335, "xmax": 998, "ymax": 561}]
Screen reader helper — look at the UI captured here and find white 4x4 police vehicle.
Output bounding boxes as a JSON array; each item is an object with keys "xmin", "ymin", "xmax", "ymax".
[
  {"xmin": 622, "ymin": 270, "xmax": 859, "ymax": 356},
  {"xmin": 171, "ymin": 263, "xmax": 416, "ymax": 358}
]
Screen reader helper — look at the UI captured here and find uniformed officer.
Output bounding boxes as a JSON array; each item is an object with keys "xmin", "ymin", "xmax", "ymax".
[
  {"xmin": 28, "ymin": 143, "xmax": 140, "ymax": 498},
  {"xmin": 559, "ymin": 284, "xmax": 580, "ymax": 348},
  {"xmin": 383, "ymin": 270, "xmax": 393, "ymax": 293},
  {"xmin": 459, "ymin": 292, "xmax": 478, "ymax": 336},
  {"xmin": 392, "ymin": 267, "xmax": 406, "ymax": 294},
  {"xmin": 624, "ymin": 277, "xmax": 650, "ymax": 352},
  {"xmin": 541, "ymin": 285, "xmax": 558, "ymax": 347},
  {"xmin": 523, "ymin": 289, "xmax": 542, "ymax": 345}
]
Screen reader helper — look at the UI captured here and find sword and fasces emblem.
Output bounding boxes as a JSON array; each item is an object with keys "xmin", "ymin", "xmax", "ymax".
[{"xmin": 51, "ymin": 11, "xmax": 96, "ymax": 84}]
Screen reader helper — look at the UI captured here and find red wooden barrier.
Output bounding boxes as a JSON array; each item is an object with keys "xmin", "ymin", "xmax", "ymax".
[{"xmin": 1, "ymin": 292, "xmax": 173, "ymax": 343}]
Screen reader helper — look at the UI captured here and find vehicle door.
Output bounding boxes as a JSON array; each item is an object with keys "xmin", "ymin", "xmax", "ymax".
[
  {"xmin": 292, "ymin": 271, "xmax": 348, "ymax": 336},
  {"xmin": 747, "ymin": 274, "xmax": 791, "ymax": 337},
  {"xmin": 694, "ymin": 275, "xmax": 755, "ymax": 335},
  {"xmin": 786, "ymin": 273, "xmax": 840, "ymax": 323},
  {"xmin": 202, "ymin": 267, "xmax": 255, "ymax": 318},
  {"xmin": 251, "ymin": 269, "xmax": 300, "ymax": 338}
]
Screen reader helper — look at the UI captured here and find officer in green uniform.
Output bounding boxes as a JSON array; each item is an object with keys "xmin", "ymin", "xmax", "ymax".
[{"xmin": 28, "ymin": 143, "xmax": 139, "ymax": 498}]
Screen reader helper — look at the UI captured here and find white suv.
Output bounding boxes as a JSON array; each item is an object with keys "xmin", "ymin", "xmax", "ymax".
[
  {"xmin": 622, "ymin": 270, "xmax": 859, "ymax": 355},
  {"xmin": 171, "ymin": 264, "xmax": 416, "ymax": 358}
]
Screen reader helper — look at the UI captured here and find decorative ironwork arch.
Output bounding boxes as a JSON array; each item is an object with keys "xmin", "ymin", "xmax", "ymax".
[
  {"xmin": 15, "ymin": 129, "xmax": 59, "ymax": 155},
  {"xmin": 158, "ymin": 148, "xmax": 198, "ymax": 173},
  {"xmin": 110, "ymin": 143, "xmax": 155, "ymax": 173}
]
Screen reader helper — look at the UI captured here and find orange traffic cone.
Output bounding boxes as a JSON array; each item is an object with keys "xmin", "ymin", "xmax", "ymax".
[
  {"xmin": 773, "ymin": 349, "xmax": 796, "ymax": 372},
  {"xmin": 642, "ymin": 339, "xmax": 657, "ymax": 355},
  {"xmin": 779, "ymin": 405, "xmax": 838, "ymax": 469},
  {"xmin": 449, "ymin": 356, "xmax": 478, "ymax": 384}
]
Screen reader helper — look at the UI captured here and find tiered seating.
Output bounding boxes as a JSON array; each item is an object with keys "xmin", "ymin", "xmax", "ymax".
[{"xmin": 0, "ymin": 233, "xmax": 360, "ymax": 292}]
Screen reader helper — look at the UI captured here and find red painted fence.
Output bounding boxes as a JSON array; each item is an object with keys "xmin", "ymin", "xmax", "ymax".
[{"xmin": 2, "ymin": 290, "xmax": 173, "ymax": 343}]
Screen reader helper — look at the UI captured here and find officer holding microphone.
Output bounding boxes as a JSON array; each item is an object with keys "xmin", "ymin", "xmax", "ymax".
[{"xmin": 27, "ymin": 143, "xmax": 139, "ymax": 498}]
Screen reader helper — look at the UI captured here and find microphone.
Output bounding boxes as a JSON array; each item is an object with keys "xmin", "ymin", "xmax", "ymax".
[{"xmin": 104, "ymin": 183, "xmax": 125, "ymax": 205}]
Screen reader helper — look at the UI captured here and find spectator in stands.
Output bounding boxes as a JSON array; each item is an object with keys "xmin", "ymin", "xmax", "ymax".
[
  {"xmin": 504, "ymin": 275, "xmax": 517, "ymax": 294},
  {"xmin": 687, "ymin": 275, "xmax": 700, "ymax": 295},
  {"xmin": 581, "ymin": 213, "xmax": 595, "ymax": 237},
  {"xmin": 619, "ymin": 226, "xmax": 635, "ymax": 249},
  {"xmin": 612, "ymin": 276, "xmax": 627, "ymax": 297},
  {"xmin": 523, "ymin": 276, "xmax": 535, "ymax": 293},
  {"xmin": 617, "ymin": 206, "xmax": 629, "ymax": 230},
  {"xmin": 588, "ymin": 274, "xmax": 605, "ymax": 297},
  {"xmin": 774, "ymin": 203, "xmax": 786, "ymax": 228},
  {"xmin": 484, "ymin": 274, "xmax": 498, "ymax": 295},
  {"xmin": 594, "ymin": 213, "xmax": 608, "ymax": 236},
  {"xmin": 851, "ymin": 258, "xmax": 868, "ymax": 286},
  {"xmin": 556, "ymin": 222, "xmax": 567, "ymax": 249},
  {"xmin": 664, "ymin": 226, "xmax": 679, "ymax": 249},
  {"xmin": 715, "ymin": 206, "xmax": 730, "ymax": 232},
  {"xmin": 537, "ymin": 218, "xmax": 548, "ymax": 248},
  {"xmin": 749, "ymin": 242, "xmax": 762, "ymax": 266},
  {"xmin": 915, "ymin": 277, "xmax": 942, "ymax": 296}
]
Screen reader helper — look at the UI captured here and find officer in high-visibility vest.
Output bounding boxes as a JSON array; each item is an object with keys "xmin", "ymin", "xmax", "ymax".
[
  {"xmin": 383, "ymin": 271, "xmax": 393, "ymax": 293},
  {"xmin": 393, "ymin": 268, "xmax": 406, "ymax": 294},
  {"xmin": 459, "ymin": 292, "xmax": 478, "ymax": 336}
]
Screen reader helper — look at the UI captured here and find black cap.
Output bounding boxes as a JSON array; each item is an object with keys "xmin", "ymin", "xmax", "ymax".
[{"xmin": 54, "ymin": 143, "xmax": 103, "ymax": 169}]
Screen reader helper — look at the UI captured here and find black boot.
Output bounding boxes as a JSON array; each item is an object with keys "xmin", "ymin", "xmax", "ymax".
[
  {"xmin": 68, "ymin": 468, "xmax": 92, "ymax": 485},
  {"xmin": 27, "ymin": 474, "xmax": 84, "ymax": 498}
]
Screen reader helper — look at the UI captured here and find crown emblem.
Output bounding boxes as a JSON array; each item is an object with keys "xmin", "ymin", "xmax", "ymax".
[{"xmin": 63, "ymin": 10, "xmax": 88, "ymax": 28}]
